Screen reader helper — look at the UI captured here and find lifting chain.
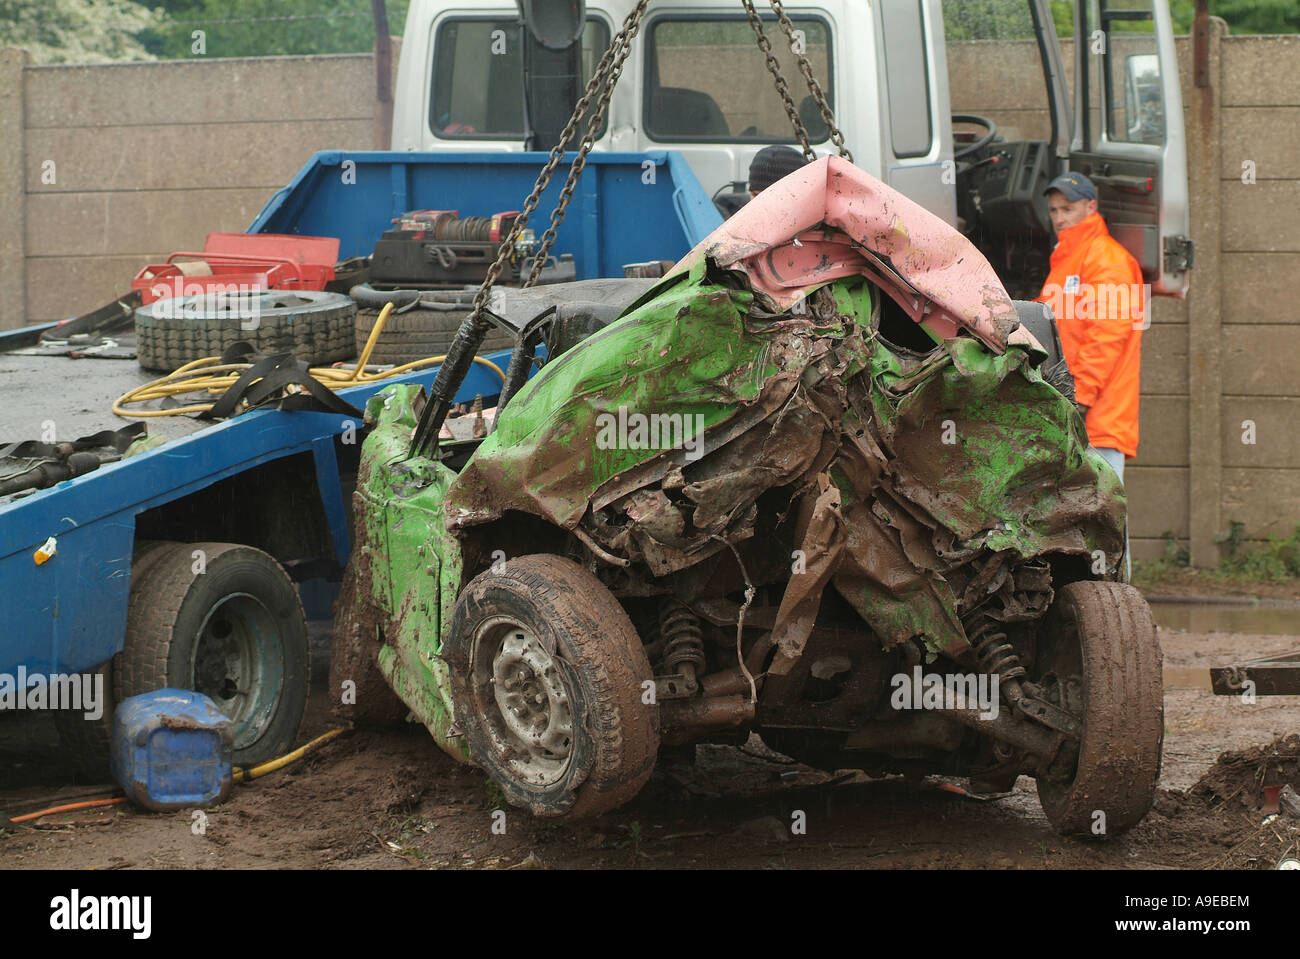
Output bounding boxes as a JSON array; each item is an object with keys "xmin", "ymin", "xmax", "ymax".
[
  {"xmin": 742, "ymin": 0, "xmax": 815, "ymax": 162},
  {"xmin": 526, "ymin": 0, "xmax": 650, "ymax": 286},
  {"xmin": 472, "ymin": 0, "xmax": 650, "ymax": 304},
  {"xmin": 766, "ymin": 0, "xmax": 853, "ymax": 162},
  {"xmin": 406, "ymin": 0, "xmax": 649, "ymax": 456}
]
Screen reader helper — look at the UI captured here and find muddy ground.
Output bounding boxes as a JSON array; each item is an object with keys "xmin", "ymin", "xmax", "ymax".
[{"xmin": 2, "ymin": 611, "xmax": 1298, "ymax": 870}]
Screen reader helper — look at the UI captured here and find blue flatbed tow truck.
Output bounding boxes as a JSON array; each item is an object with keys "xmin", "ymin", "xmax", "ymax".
[{"xmin": 0, "ymin": 149, "xmax": 720, "ymax": 775}]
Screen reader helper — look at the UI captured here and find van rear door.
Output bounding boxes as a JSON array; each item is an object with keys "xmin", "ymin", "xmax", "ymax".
[{"xmin": 1069, "ymin": 0, "xmax": 1191, "ymax": 296}]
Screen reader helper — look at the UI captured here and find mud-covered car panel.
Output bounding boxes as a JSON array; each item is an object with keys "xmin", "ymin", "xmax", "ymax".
[{"xmin": 445, "ymin": 266, "xmax": 1121, "ymax": 661}]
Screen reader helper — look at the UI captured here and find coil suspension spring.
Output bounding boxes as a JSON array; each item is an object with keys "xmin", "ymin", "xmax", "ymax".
[
  {"xmin": 966, "ymin": 613, "xmax": 1026, "ymax": 703},
  {"xmin": 660, "ymin": 602, "xmax": 706, "ymax": 690}
]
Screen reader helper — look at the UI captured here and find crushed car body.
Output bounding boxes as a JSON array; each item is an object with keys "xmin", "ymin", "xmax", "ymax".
[{"xmin": 333, "ymin": 156, "xmax": 1160, "ymax": 838}]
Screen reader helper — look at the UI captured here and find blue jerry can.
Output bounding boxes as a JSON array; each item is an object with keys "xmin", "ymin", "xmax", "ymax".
[{"xmin": 111, "ymin": 689, "xmax": 234, "ymax": 811}]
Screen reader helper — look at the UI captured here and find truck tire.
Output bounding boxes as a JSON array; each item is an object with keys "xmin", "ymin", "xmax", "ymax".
[
  {"xmin": 52, "ymin": 664, "xmax": 114, "ymax": 782},
  {"xmin": 135, "ymin": 290, "xmax": 356, "ymax": 372},
  {"xmin": 52, "ymin": 540, "xmax": 204, "ymax": 782},
  {"xmin": 113, "ymin": 541, "xmax": 311, "ymax": 768},
  {"xmin": 442, "ymin": 554, "xmax": 659, "ymax": 819},
  {"xmin": 354, "ymin": 307, "xmax": 515, "ymax": 366}
]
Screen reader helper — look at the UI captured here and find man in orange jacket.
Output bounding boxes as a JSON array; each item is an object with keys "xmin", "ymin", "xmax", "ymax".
[{"xmin": 1035, "ymin": 172, "xmax": 1144, "ymax": 573}]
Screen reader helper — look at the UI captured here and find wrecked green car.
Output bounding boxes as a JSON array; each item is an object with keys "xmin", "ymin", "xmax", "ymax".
[{"xmin": 332, "ymin": 157, "xmax": 1162, "ymax": 838}]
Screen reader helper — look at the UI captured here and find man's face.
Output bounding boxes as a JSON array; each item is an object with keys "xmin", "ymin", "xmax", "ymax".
[{"xmin": 1047, "ymin": 192, "xmax": 1098, "ymax": 233}]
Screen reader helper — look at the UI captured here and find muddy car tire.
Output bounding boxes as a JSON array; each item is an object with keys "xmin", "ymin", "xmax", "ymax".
[
  {"xmin": 443, "ymin": 554, "xmax": 659, "ymax": 818},
  {"xmin": 113, "ymin": 541, "xmax": 310, "ymax": 768},
  {"xmin": 1034, "ymin": 581, "xmax": 1163, "ymax": 839}
]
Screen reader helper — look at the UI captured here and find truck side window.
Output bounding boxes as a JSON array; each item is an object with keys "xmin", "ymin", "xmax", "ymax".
[
  {"xmin": 644, "ymin": 15, "xmax": 833, "ymax": 144},
  {"xmin": 430, "ymin": 17, "xmax": 611, "ymax": 139},
  {"xmin": 1101, "ymin": 1, "xmax": 1165, "ymax": 145},
  {"xmin": 880, "ymin": 0, "xmax": 933, "ymax": 159}
]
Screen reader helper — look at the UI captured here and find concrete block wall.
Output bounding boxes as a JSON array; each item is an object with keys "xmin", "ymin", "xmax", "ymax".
[{"xmin": 0, "ymin": 50, "xmax": 389, "ymax": 328}]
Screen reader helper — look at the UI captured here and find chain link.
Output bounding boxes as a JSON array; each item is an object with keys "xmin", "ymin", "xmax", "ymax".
[
  {"xmin": 528, "ymin": 0, "xmax": 650, "ymax": 286},
  {"xmin": 742, "ymin": 0, "xmax": 814, "ymax": 162},
  {"xmin": 466, "ymin": 0, "xmax": 847, "ymax": 312},
  {"xmin": 768, "ymin": 0, "xmax": 852, "ymax": 162},
  {"xmin": 461, "ymin": 0, "xmax": 648, "ymax": 321},
  {"xmin": 409, "ymin": 3, "xmax": 650, "ymax": 457}
]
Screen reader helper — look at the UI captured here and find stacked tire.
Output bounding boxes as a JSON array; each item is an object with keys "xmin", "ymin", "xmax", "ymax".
[
  {"xmin": 354, "ymin": 291, "xmax": 515, "ymax": 366},
  {"xmin": 135, "ymin": 290, "xmax": 356, "ymax": 372}
]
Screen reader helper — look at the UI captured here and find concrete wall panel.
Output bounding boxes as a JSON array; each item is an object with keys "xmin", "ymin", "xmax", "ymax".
[{"xmin": 23, "ymin": 56, "xmax": 375, "ymax": 128}]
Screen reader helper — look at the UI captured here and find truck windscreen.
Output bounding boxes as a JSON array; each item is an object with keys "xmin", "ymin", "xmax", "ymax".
[
  {"xmin": 430, "ymin": 16, "xmax": 611, "ymax": 139},
  {"xmin": 643, "ymin": 14, "xmax": 834, "ymax": 144}
]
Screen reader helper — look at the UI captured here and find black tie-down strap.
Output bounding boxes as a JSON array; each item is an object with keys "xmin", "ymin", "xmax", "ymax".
[
  {"xmin": 200, "ymin": 343, "xmax": 363, "ymax": 421},
  {"xmin": 0, "ymin": 422, "xmax": 147, "ymax": 460},
  {"xmin": 0, "ymin": 422, "xmax": 148, "ymax": 497}
]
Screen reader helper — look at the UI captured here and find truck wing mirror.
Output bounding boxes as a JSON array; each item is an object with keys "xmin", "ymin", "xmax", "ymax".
[{"xmin": 517, "ymin": 0, "xmax": 586, "ymax": 50}]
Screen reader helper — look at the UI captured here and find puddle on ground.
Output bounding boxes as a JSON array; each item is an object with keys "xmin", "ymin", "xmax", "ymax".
[
  {"xmin": 1150, "ymin": 602, "xmax": 1300, "ymax": 636},
  {"xmin": 1162, "ymin": 667, "xmax": 1213, "ymax": 690},
  {"xmin": 1149, "ymin": 602, "xmax": 1299, "ymax": 689}
]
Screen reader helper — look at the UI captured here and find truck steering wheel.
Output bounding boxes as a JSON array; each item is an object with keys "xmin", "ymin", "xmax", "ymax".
[{"xmin": 952, "ymin": 113, "xmax": 998, "ymax": 160}]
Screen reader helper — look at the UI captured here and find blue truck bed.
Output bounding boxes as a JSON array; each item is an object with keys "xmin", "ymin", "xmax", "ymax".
[{"xmin": 0, "ymin": 149, "xmax": 721, "ymax": 681}]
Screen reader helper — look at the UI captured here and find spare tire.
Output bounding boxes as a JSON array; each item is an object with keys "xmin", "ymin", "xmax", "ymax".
[
  {"xmin": 135, "ymin": 290, "xmax": 356, "ymax": 372},
  {"xmin": 355, "ymin": 296, "xmax": 515, "ymax": 366}
]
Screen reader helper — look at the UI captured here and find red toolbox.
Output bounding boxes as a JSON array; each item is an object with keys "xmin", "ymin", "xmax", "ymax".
[{"xmin": 133, "ymin": 233, "xmax": 340, "ymax": 304}]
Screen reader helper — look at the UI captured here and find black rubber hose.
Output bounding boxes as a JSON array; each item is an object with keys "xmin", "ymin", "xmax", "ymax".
[
  {"xmin": 0, "ymin": 452, "xmax": 100, "ymax": 496},
  {"xmin": 408, "ymin": 311, "xmax": 493, "ymax": 457},
  {"xmin": 497, "ymin": 329, "xmax": 543, "ymax": 418},
  {"xmin": 348, "ymin": 284, "xmax": 424, "ymax": 313},
  {"xmin": 349, "ymin": 284, "xmax": 477, "ymax": 313}
]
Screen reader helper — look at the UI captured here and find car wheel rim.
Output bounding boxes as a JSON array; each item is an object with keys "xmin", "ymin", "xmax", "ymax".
[
  {"xmin": 472, "ymin": 617, "xmax": 574, "ymax": 787},
  {"xmin": 193, "ymin": 593, "xmax": 284, "ymax": 751}
]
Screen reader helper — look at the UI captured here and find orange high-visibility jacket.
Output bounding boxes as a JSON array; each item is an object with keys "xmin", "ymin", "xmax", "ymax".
[{"xmin": 1035, "ymin": 212, "xmax": 1144, "ymax": 458}]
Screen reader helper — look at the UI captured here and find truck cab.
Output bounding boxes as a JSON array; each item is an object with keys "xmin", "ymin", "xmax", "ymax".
[{"xmin": 392, "ymin": 0, "xmax": 1191, "ymax": 300}]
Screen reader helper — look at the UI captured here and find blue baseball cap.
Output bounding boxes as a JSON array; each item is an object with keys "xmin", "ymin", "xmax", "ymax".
[{"xmin": 1044, "ymin": 172, "xmax": 1097, "ymax": 202}]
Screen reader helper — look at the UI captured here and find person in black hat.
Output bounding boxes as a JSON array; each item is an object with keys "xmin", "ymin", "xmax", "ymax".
[
  {"xmin": 1043, "ymin": 171, "xmax": 1099, "ymax": 232},
  {"xmin": 748, "ymin": 145, "xmax": 810, "ymax": 196},
  {"xmin": 714, "ymin": 145, "xmax": 811, "ymax": 219}
]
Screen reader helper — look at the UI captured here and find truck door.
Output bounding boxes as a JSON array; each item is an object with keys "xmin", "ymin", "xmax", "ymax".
[
  {"xmin": 1069, "ymin": 0, "xmax": 1191, "ymax": 296},
  {"xmin": 876, "ymin": 0, "xmax": 955, "ymax": 225}
]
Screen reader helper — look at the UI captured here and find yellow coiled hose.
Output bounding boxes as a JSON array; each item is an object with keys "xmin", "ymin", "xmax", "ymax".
[{"xmin": 114, "ymin": 301, "xmax": 506, "ymax": 418}]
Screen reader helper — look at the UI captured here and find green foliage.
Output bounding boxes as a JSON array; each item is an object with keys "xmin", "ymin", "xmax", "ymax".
[
  {"xmin": 1050, "ymin": 0, "xmax": 1075, "ymax": 37},
  {"xmin": 979, "ymin": 0, "xmax": 1290, "ymax": 39},
  {"xmin": 1162, "ymin": 529, "xmax": 1191, "ymax": 566},
  {"xmin": 944, "ymin": 0, "xmax": 1039, "ymax": 41},
  {"xmin": 0, "ymin": 0, "xmax": 409, "ymax": 63},
  {"xmin": 1215, "ymin": 518, "xmax": 1247, "ymax": 558},
  {"xmin": 1136, "ymin": 524, "xmax": 1300, "ymax": 591},
  {"xmin": 1211, "ymin": 0, "xmax": 1300, "ymax": 34},
  {"xmin": 1130, "ymin": 529, "xmax": 1188, "ymax": 589},
  {"xmin": 138, "ymin": 0, "xmax": 410, "ymax": 59},
  {"xmin": 0, "ymin": 0, "xmax": 158, "ymax": 63},
  {"xmin": 1218, "ymin": 523, "xmax": 1300, "ymax": 583}
]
